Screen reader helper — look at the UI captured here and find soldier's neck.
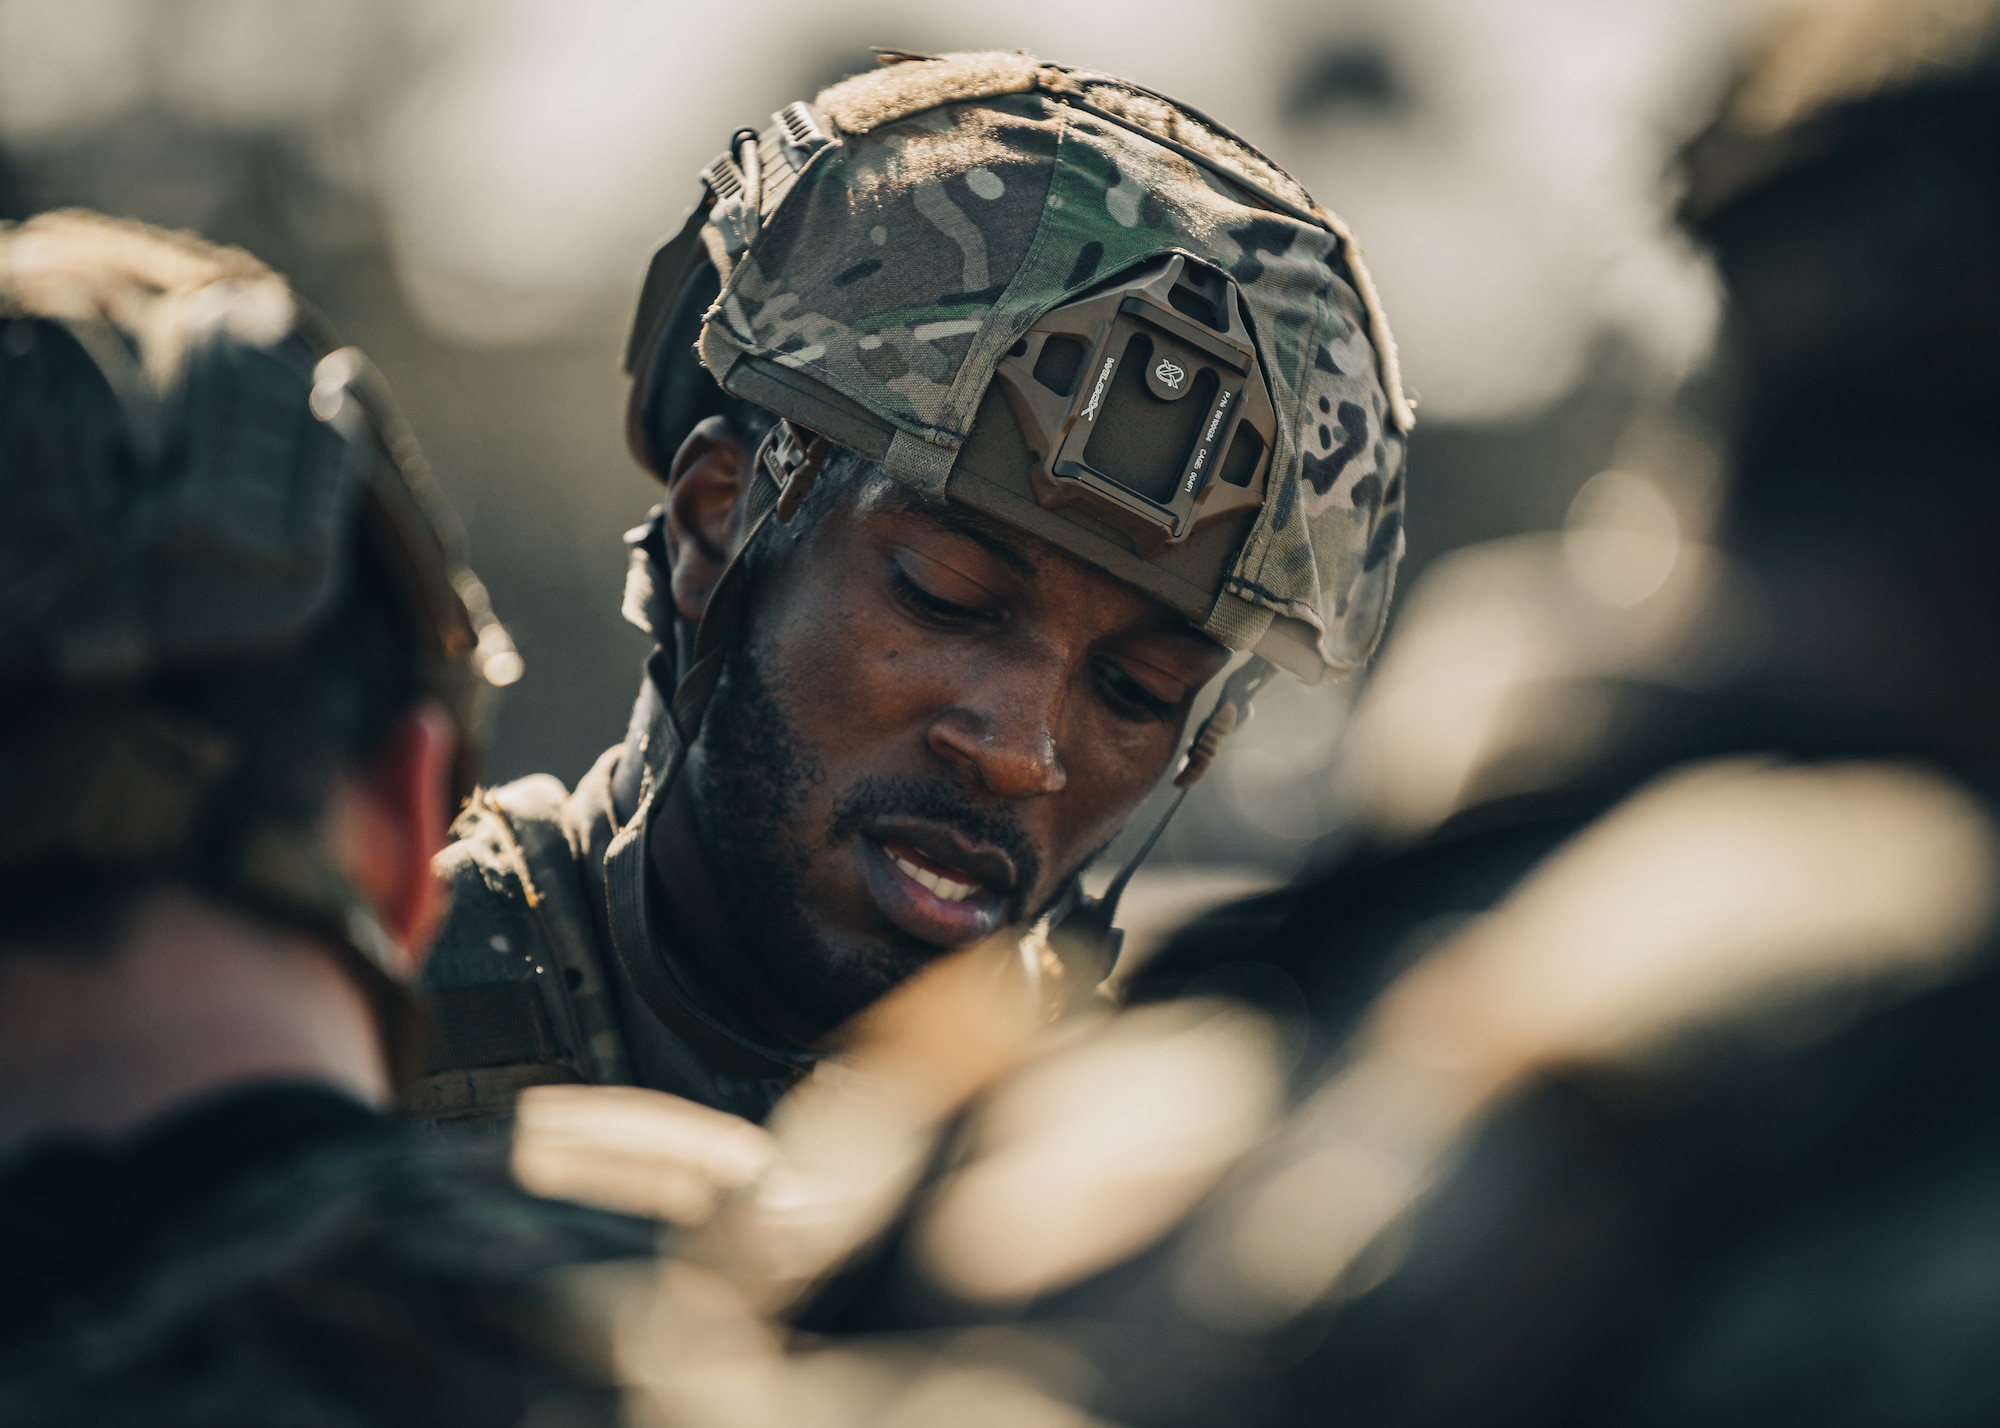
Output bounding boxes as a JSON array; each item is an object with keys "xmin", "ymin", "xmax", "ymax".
[{"xmin": 0, "ymin": 886, "xmax": 391, "ymax": 1148}]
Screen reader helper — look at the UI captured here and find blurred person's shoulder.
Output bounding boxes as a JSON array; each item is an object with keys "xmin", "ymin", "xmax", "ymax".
[
  {"xmin": 1418, "ymin": 936, "xmax": 2000, "ymax": 1427},
  {"xmin": 414, "ymin": 748, "xmax": 631, "ymax": 1124},
  {"xmin": 1024, "ymin": 756, "xmax": 2000, "ymax": 1425},
  {"xmin": 0, "ymin": 1082, "xmax": 656, "ymax": 1428},
  {"xmin": 1273, "ymin": 755, "xmax": 2000, "ymax": 1425}
]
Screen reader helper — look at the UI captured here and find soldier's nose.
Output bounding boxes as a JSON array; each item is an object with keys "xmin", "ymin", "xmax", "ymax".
[{"xmin": 928, "ymin": 706, "xmax": 1068, "ymax": 799}]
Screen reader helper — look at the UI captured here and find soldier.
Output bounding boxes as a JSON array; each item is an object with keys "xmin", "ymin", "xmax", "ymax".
[
  {"xmin": 413, "ymin": 50, "xmax": 1413, "ymax": 1126},
  {"xmin": 666, "ymin": 6, "xmax": 2000, "ymax": 1426},
  {"xmin": 0, "ymin": 211, "xmax": 652, "ymax": 1426}
]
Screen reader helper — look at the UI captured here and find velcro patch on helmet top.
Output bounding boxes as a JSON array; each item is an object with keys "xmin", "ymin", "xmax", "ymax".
[
  {"xmin": 693, "ymin": 52, "xmax": 1409, "ymax": 681},
  {"xmin": 701, "ymin": 94, "xmax": 1062, "ymax": 458},
  {"xmin": 818, "ymin": 50, "xmax": 1044, "ymax": 134}
]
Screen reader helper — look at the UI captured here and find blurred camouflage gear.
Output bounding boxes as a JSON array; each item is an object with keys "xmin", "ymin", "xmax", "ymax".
[
  {"xmin": 0, "ymin": 1084, "xmax": 651, "ymax": 1428},
  {"xmin": 0, "ymin": 210, "xmax": 518, "ymax": 993},
  {"xmin": 628, "ymin": 50, "xmax": 1412, "ymax": 682}
]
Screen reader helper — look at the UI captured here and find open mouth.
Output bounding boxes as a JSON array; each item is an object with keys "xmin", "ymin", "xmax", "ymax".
[
  {"xmin": 884, "ymin": 843, "xmax": 983, "ymax": 902},
  {"xmin": 857, "ymin": 819, "xmax": 1018, "ymax": 949}
]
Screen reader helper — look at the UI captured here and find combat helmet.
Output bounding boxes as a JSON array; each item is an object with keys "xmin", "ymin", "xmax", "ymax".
[
  {"xmin": 621, "ymin": 52, "xmax": 1413, "ymax": 957},
  {"xmin": 626, "ymin": 49, "xmax": 1411, "ymax": 680},
  {"xmin": 0, "ymin": 210, "xmax": 518, "ymax": 1015}
]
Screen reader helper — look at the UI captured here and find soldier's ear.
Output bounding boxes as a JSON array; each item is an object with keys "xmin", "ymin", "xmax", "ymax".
[
  {"xmin": 332, "ymin": 699, "xmax": 457, "ymax": 982},
  {"xmin": 663, "ymin": 415, "xmax": 754, "ymax": 624}
]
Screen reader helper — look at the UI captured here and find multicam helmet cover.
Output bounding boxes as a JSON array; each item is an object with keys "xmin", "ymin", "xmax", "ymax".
[{"xmin": 628, "ymin": 50, "xmax": 1413, "ymax": 683}]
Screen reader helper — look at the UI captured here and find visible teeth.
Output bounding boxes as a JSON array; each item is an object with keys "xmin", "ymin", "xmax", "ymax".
[{"xmin": 889, "ymin": 850, "xmax": 978, "ymax": 903}]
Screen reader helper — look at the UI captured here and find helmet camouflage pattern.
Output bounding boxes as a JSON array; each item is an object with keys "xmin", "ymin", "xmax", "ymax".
[{"xmin": 627, "ymin": 50, "xmax": 1413, "ymax": 683}]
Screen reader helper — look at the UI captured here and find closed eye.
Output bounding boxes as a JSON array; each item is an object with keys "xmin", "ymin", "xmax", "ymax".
[
  {"xmin": 1094, "ymin": 656, "xmax": 1178, "ymax": 722},
  {"xmin": 889, "ymin": 561, "xmax": 1003, "ymax": 628}
]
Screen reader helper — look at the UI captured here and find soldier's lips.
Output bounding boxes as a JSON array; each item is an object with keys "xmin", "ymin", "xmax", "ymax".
[{"xmin": 858, "ymin": 823, "xmax": 1013, "ymax": 948}]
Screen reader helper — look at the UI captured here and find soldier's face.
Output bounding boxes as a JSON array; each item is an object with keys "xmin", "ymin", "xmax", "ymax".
[{"xmin": 686, "ymin": 473, "xmax": 1227, "ymax": 1033}]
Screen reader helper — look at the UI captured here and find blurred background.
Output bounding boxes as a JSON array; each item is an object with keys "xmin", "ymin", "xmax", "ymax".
[{"xmin": 0, "ymin": 0, "xmax": 1782, "ymax": 886}]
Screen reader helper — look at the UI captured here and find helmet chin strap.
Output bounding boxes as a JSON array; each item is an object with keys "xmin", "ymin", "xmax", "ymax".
[
  {"xmin": 663, "ymin": 421, "xmax": 827, "ymax": 752},
  {"xmin": 1048, "ymin": 655, "xmax": 1276, "ymax": 987}
]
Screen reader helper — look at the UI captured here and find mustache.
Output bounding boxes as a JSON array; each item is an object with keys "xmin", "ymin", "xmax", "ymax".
[{"xmin": 827, "ymin": 776, "xmax": 1044, "ymax": 915}]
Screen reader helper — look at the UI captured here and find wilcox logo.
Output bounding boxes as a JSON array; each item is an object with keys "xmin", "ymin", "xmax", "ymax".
[{"xmin": 1081, "ymin": 357, "xmax": 1116, "ymax": 422}]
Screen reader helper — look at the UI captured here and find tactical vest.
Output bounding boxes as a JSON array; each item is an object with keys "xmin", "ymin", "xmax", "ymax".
[{"xmin": 409, "ymin": 745, "xmax": 813, "ymax": 1127}]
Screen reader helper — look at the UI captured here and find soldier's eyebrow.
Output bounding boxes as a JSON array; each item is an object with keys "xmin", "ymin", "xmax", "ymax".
[{"xmin": 883, "ymin": 488, "xmax": 1038, "ymax": 579}]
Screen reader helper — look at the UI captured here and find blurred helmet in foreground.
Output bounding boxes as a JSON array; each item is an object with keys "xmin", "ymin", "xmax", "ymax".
[
  {"xmin": 1682, "ymin": 0, "xmax": 2000, "ymax": 414},
  {"xmin": 0, "ymin": 209, "xmax": 518, "ymax": 987}
]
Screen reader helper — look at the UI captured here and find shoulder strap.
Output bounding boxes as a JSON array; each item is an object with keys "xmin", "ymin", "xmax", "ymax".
[
  {"xmin": 407, "ymin": 774, "xmax": 632, "ymax": 1126},
  {"xmin": 489, "ymin": 771, "xmax": 636, "ymax": 1087}
]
